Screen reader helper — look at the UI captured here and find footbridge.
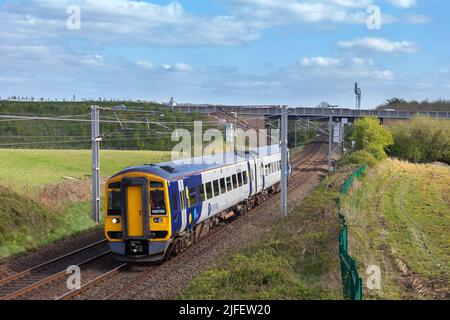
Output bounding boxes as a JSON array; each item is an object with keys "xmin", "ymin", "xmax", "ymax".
[{"xmin": 172, "ymin": 104, "xmax": 450, "ymax": 120}]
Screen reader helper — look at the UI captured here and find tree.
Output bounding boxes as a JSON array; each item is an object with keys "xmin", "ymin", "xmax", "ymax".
[
  {"xmin": 352, "ymin": 117, "xmax": 393, "ymax": 160},
  {"xmin": 385, "ymin": 97, "xmax": 406, "ymax": 106}
]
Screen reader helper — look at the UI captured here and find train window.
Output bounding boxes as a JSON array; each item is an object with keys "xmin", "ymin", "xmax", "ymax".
[
  {"xmin": 205, "ymin": 182, "xmax": 213, "ymax": 199},
  {"xmin": 265, "ymin": 165, "xmax": 268, "ymax": 176},
  {"xmin": 243, "ymin": 171, "xmax": 248, "ymax": 185},
  {"xmin": 150, "ymin": 181, "xmax": 164, "ymax": 189},
  {"xmin": 107, "ymin": 190, "xmax": 121, "ymax": 216},
  {"xmin": 179, "ymin": 191, "xmax": 185, "ymax": 210},
  {"xmin": 188, "ymin": 188, "xmax": 197, "ymax": 207},
  {"xmin": 226, "ymin": 177, "xmax": 232, "ymax": 191},
  {"xmin": 150, "ymin": 190, "xmax": 166, "ymax": 215},
  {"xmin": 171, "ymin": 192, "xmax": 179, "ymax": 211},
  {"xmin": 238, "ymin": 172, "xmax": 243, "ymax": 187},
  {"xmin": 232, "ymin": 174, "xmax": 238, "ymax": 189},
  {"xmin": 213, "ymin": 180, "xmax": 220, "ymax": 197},
  {"xmin": 220, "ymin": 178, "xmax": 226, "ymax": 194},
  {"xmin": 199, "ymin": 184, "xmax": 206, "ymax": 201},
  {"xmin": 108, "ymin": 182, "xmax": 121, "ymax": 189}
]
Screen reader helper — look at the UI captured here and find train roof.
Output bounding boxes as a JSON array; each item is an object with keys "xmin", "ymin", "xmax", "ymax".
[{"xmin": 112, "ymin": 144, "xmax": 281, "ymax": 181}]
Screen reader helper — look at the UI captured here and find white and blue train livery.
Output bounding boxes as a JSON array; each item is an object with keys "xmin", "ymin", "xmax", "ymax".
[{"xmin": 104, "ymin": 145, "xmax": 291, "ymax": 262}]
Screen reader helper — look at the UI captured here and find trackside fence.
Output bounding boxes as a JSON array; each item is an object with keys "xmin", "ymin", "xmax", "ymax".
[{"xmin": 336, "ymin": 163, "xmax": 368, "ymax": 300}]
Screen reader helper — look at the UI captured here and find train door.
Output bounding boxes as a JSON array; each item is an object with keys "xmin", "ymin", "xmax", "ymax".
[
  {"xmin": 121, "ymin": 177, "xmax": 149, "ymax": 240},
  {"xmin": 247, "ymin": 162, "xmax": 253, "ymax": 196},
  {"xmin": 127, "ymin": 186, "xmax": 144, "ymax": 237},
  {"xmin": 261, "ymin": 161, "xmax": 265, "ymax": 190},
  {"xmin": 169, "ymin": 181, "xmax": 182, "ymax": 234},
  {"xmin": 183, "ymin": 176, "xmax": 202, "ymax": 228},
  {"xmin": 178, "ymin": 180, "xmax": 187, "ymax": 233},
  {"xmin": 254, "ymin": 161, "xmax": 258, "ymax": 195}
]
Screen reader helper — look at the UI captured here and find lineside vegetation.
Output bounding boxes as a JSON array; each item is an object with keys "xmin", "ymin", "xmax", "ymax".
[
  {"xmin": 341, "ymin": 159, "xmax": 450, "ymax": 299},
  {"xmin": 181, "ymin": 168, "xmax": 361, "ymax": 300},
  {"xmin": 388, "ymin": 117, "xmax": 450, "ymax": 165},
  {"xmin": 342, "ymin": 117, "xmax": 393, "ymax": 166}
]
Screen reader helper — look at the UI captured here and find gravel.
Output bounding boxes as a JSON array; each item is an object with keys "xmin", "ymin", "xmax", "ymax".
[{"xmin": 0, "ymin": 227, "xmax": 104, "ymax": 281}]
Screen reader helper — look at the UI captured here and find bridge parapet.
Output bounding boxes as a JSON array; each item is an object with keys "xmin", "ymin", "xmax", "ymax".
[{"xmin": 173, "ymin": 105, "xmax": 450, "ymax": 120}]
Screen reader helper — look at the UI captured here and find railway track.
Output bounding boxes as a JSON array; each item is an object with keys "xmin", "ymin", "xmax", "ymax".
[
  {"xmin": 64, "ymin": 142, "xmax": 328, "ymax": 301},
  {"xmin": 2, "ymin": 142, "xmax": 327, "ymax": 300},
  {"xmin": 0, "ymin": 240, "xmax": 110, "ymax": 300},
  {"xmin": 289, "ymin": 143, "xmax": 327, "ymax": 191}
]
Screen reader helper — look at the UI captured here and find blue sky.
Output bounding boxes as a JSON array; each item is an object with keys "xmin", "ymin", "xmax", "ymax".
[{"xmin": 1, "ymin": 0, "xmax": 449, "ymax": 108}]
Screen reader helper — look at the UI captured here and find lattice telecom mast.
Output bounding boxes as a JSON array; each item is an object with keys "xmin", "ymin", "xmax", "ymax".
[{"xmin": 354, "ymin": 82, "xmax": 362, "ymax": 110}]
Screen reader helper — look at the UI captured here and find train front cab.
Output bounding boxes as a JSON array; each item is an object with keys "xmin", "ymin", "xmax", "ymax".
[{"xmin": 104, "ymin": 173, "xmax": 172, "ymax": 262}]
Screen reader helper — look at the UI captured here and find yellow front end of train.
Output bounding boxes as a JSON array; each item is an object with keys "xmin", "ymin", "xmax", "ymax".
[{"xmin": 104, "ymin": 172, "xmax": 173, "ymax": 261}]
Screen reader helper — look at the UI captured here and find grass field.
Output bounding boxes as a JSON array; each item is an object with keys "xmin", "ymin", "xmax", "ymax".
[
  {"xmin": 0, "ymin": 149, "xmax": 171, "ymax": 191},
  {"xmin": 341, "ymin": 159, "xmax": 450, "ymax": 299},
  {"xmin": 0, "ymin": 149, "xmax": 171, "ymax": 259}
]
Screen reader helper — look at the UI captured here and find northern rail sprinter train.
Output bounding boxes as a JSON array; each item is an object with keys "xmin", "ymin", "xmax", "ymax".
[{"xmin": 105, "ymin": 145, "xmax": 291, "ymax": 262}]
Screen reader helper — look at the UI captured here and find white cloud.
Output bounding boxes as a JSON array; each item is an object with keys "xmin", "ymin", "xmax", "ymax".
[
  {"xmin": 301, "ymin": 57, "xmax": 340, "ymax": 67},
  {"xmin": 403, "ymin": 13, "xmax": 430, "ymax": 24},
  {"xmin": 386, "ymin": 0, "xmax": 417, "ymax": 9},
  {"xmin": 338, "ymin": 37, "xmax": 419, "ymax": 53},
  {"xmin": 289, "ymin": 56, "xmax": 395, "ymax": 80},
  {"xmin": 0, "ymin": 0, "xmax": 440, "ymax": 107},
  {"xmin": 228, "ymin": 0, "xmax": 375, "ymax": 26},
  {"xmin": 1, "ymin": 0, "xmax": 260, "ymax": 46}
]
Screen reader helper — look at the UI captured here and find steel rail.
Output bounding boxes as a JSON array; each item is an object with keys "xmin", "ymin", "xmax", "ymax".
[
  {"xmin": 0, "ymin": 240, "xmax": 109, "ymax": 300},
  {"xmin": 55, "ymin": 263, "xmax": 128, "ymax": 300}
]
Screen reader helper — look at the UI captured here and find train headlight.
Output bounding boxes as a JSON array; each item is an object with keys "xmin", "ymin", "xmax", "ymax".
[
  {"xmin": 153, "ymin": 218, "xmax": 163, "ymax": 223},
  {"xmin": 112, "ymin": 218, "xmax": 121, "ymax": 224}
]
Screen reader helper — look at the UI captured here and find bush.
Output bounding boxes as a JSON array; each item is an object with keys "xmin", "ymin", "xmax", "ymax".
[
  {"xmin": 389, "ymin": 117, "xmax": 450, "ymax": 164},
  {"xmin": 351, "ymin": 117, "xmax": 394, "ymax": 161},
  {"xmin": 341, "ymin": 151, "xmax": 376, "ymax": 167}
]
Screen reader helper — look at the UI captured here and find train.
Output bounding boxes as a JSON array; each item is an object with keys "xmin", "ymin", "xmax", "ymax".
[{"xmin": 104, "ymin": 145, "xmax": 291, "ymax": 262}]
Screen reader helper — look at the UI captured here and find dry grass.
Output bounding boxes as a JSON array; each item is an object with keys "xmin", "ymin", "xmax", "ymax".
[
  {"xmin": 36, "ymin": 178, "xmax": 107, "ymax": 209},
  {"xmin": 342, "ymin": 159, "xmax": 450, "ymax": 300}
]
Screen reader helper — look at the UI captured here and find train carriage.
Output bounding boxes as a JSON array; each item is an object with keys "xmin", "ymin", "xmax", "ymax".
[{"xmin": 104, "ymin": 145, "xmax": 290, "ymax": 262}]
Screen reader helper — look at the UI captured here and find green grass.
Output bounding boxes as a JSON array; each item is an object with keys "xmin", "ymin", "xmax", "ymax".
[
  {"xmin": 180, "ymin": 170, "xmax": 355, "ymax": 300},
  {"xmin": 0, "ymin": 149, "xmax": 171, "ymax": 259},
  {"xmin": 341, "ymin": 159, "xmax": 450, "ymax": 299},
  {"xmin": 0, "ymin": 149, "xmax": 171, "ymax": 191},
  {"xmin": 0, "ymin": 185, "xmax": 99, "ymax": 258}
]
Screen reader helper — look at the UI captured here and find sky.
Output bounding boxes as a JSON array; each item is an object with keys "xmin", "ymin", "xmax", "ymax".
[{"xmin": 1, "ymin": 0, "xmax": 449, "ymax": 108}]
